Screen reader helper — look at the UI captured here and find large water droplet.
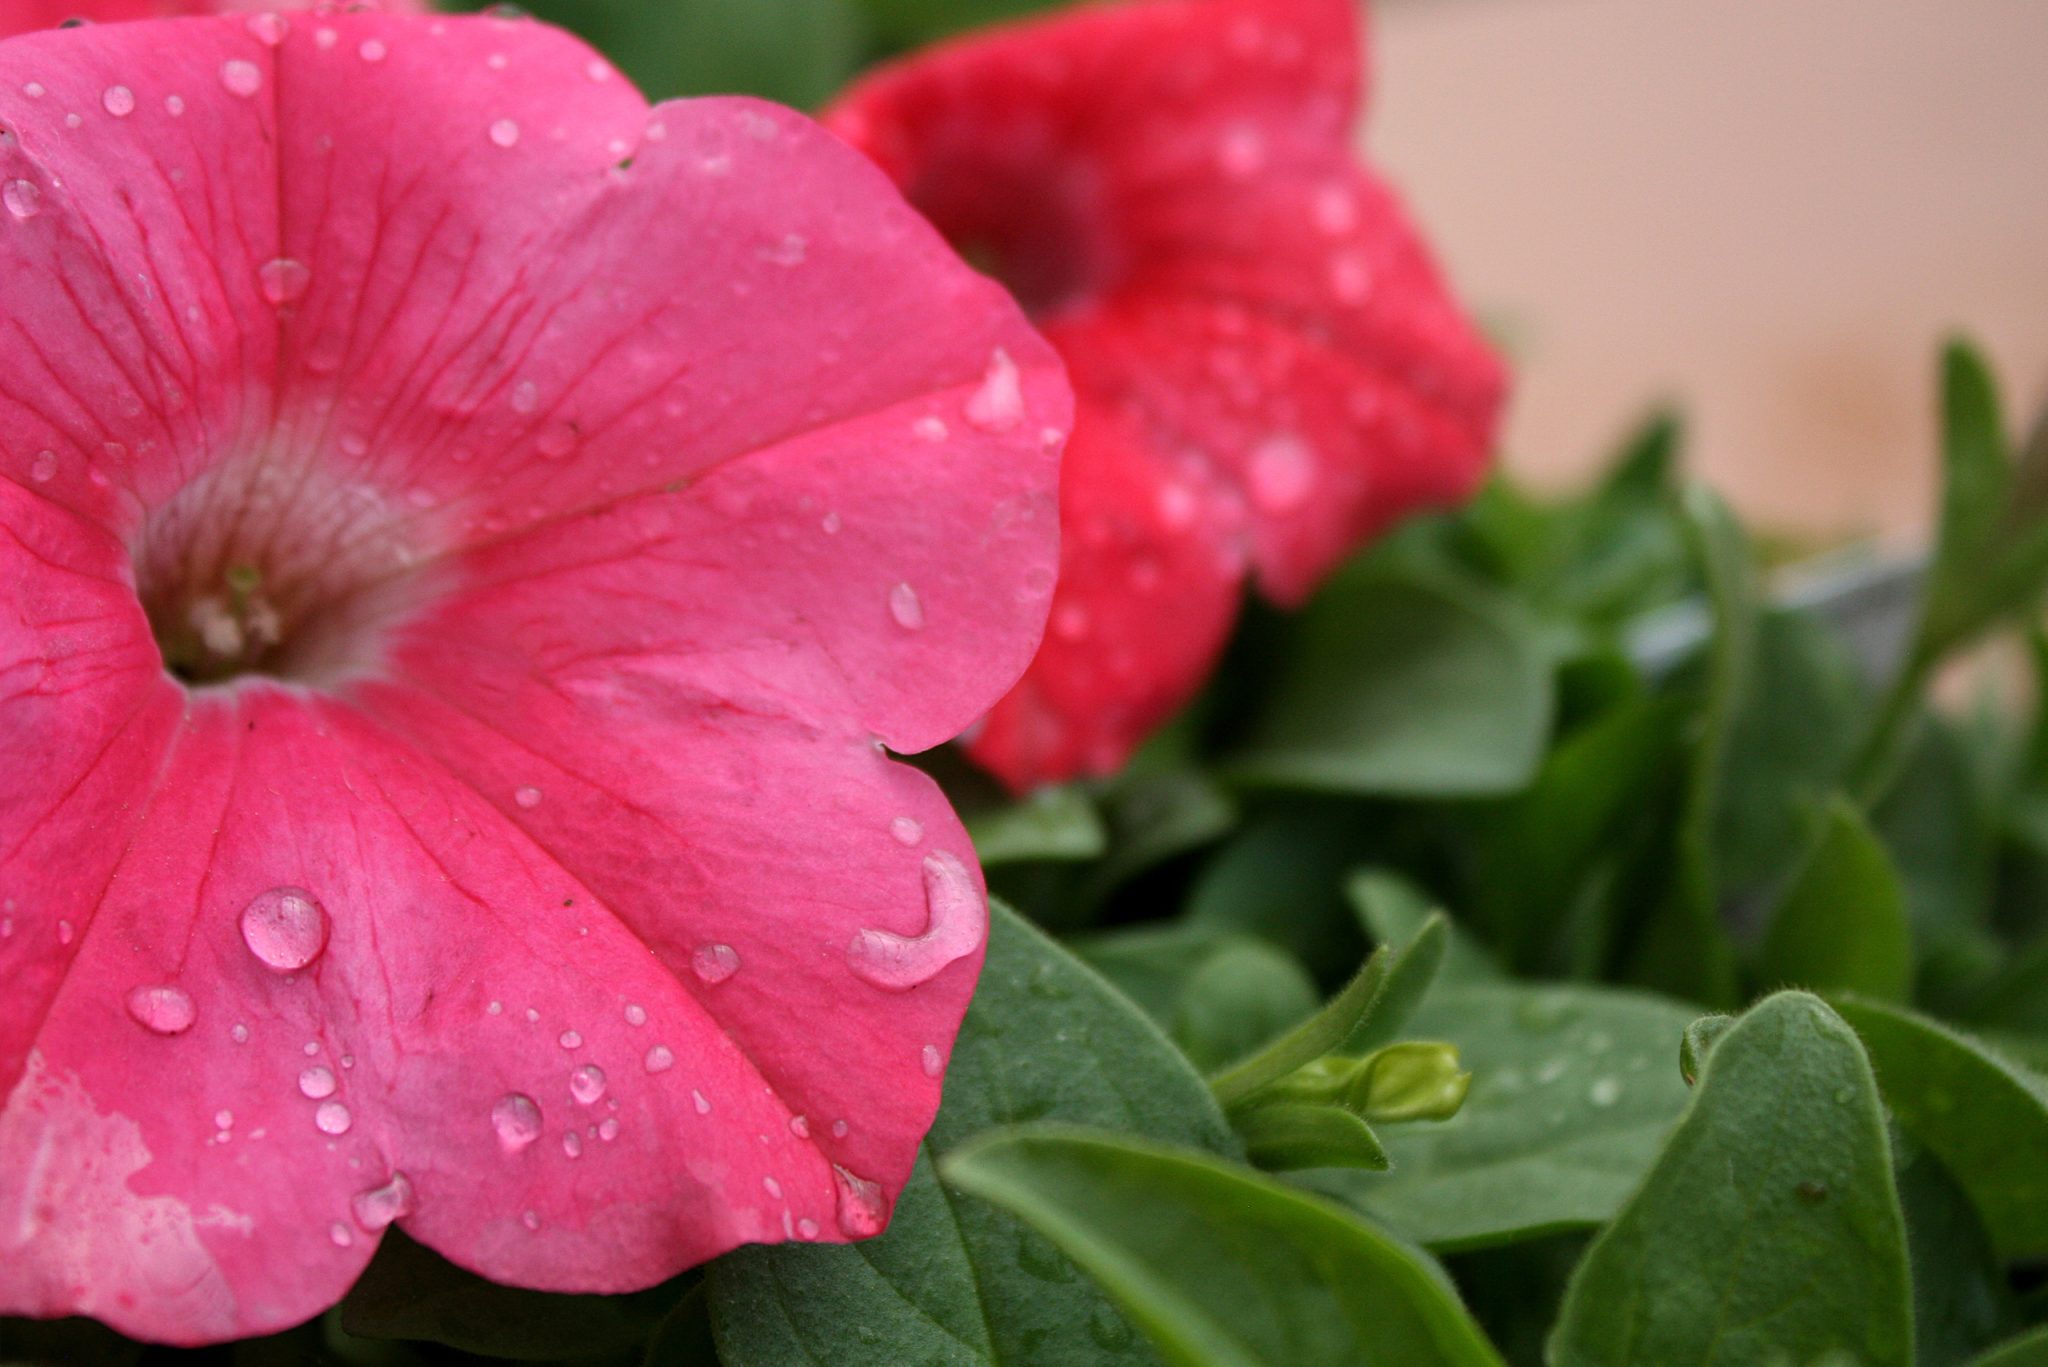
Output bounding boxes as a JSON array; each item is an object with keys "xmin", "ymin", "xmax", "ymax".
[
  {"xmin": 491, "ymin": 1093, "xmax": 542, "ymax": 1152},
  {"xmin": 692, "ymin": 943, "xmax": 740, "ymax": 985},
  {"xmin": 964, "ymin": 348, "xmax": 1024, "ymax": 433},
  {"xmin": 624, "ymin": 1002, "xmax": 647, "ymax": 1027},
  {"xmin": 240, "ymin": 886, "xmax": 329, "ymax": 971},
  {"xmin": 570, "ymin": 1064, "xmax": 607, "ymax": 1104},
  {"xmin": 315, "ymin": 1100, "xmax": 352, "ymax": 1135},
  {"xmin": 644, "ymin": 1045, "xmax": 675, "ymax": 1074},
  {"xmin": 259, "ymin": 258, "xmax": 311, "ymax": 306},
  {"xmin": 832, "ymin": 1165, "xmax": 887, "ymax": 1237},
  {"xmin": 890, "ymin": 816, "xmax": 923, "ymax": 846},
  {"xmin": 562, "ymin": 1130, "xmax": 583, "ymax": 1158},
  {"xmin": 220, "ymin": 59, "xmax": 263, "ymax": 98},
  {"xmin": 351, "ymin": 1172, "xmax": 413, "ymax": 1231},
  {"xmin": 1247, "ymin": 434, "xmax": 1314, "ymax": 513},
  {"xmin": 298, "ymin": 1065, "xmax": 337, "ymax": 1100},
  {"xmin": 846, "ymin": 851, "xmax": 988, "ymax": 990},
  {"xmin": 513, "ymin": 785, "xmax": 543, "ymax": 809},
  {"xmin": 488, "ymin": 118, "xmax": 521, "ymax": 148},
  {"xmin": 1588, "ymin": 1077, "xmax": 1622, "ymax": 1108},
  {"xmin": 101, "ymin": 85, "xmax": 134, "ymax": 118},
  {"xmin": 126, "ymin": 985, "xmax": 196, "ymax": 1036},
  {"xmin": 879, "ymin": 579, "xmax": 930, "ymax": 639},
  {"xmin": 921, "ymin": 1044, "xmax": 943, "ymax": 1078},
  {"xmin": 4, "ymin": 180, "xmax": 42, "ymax": 220}
]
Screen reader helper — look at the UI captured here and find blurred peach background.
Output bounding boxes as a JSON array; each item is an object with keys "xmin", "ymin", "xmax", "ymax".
[{"xmin": 1369, "ymin": 0, "xmax": 2048, "ymax": 543}]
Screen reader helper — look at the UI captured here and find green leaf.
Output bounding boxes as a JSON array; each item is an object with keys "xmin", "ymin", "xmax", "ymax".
[
  {"xmin": 1896, "ymin": 1147, "xmax": 2019, "ymax": 1367},
  {"xmin": 1831, "ymin": 994, "xmax": 2048, "ymax": 1260},
  {"xmin": 1080, "ymin": 768, "xmax": 1239, "ymax": 910},
  {"xmin": 490, "ymin": 0, "xmax": 869, "ymax": 107},
  {"xmin": 941, "ymin": 1127, "xmax": 1506, "ymax": 1367},
  {"xmin": 337, "ymin": 1229, "xmax": 681, "ymax": 1359},
  {"xmin": 1235, "ymin": 1102, "xmax": 1389, "ymax": 1173},
  {"xmin": 969, "ymin": 785, "xmax": 1108, "ymax": 865},
  {"xmin": 1622, "ymin": 485, "xmax": 1751, "ymax": 1004},
  {"xmin": 1302, "ymin": 983, "xmax": 1697, "ymax": 1250},
  {"xmin": 1548, "ymin": 992, "xmax": 1913, "ymax": 1367},
  {"xmin": 1072, "ymin": 925, "xmax": 1320, "ymax": 1073},
  {"xmin": 707, "ymin": 901, "xmax": 1236, "ymax": 1366},
  {"xmin": 1183, "ymin": 803, "xmax": 1376, "ymax": 978},
  {"xmin": 858, "ymin": 0, "xmax": 1061, "ymax": 47},
  {"xmin": 1756, "ymin": 796, "xmax": 1913, "ymax": 999},
  {"xmin": 1921, "ymin": 341, "xmax": 2019, "ymax": 653},
  {"xmin": 1209, "ymin": 917, "xmax": 1447, "ymax": 1107},
  {"xmin": 1346, "ymin": 871, "xmax": 1506, "ymax": 986},
  {"xmin": 1224, "ymin": 571, "xmax": 1555, "ymax": 798},
  {"xmin": 1971, "ymin": 1326, "xmax": 2048, "ymax": 1367}
]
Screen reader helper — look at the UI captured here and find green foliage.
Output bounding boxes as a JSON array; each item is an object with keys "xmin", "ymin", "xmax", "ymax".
[
  {"xmin": 1548, "ymin": 993, "xmax": 1914, "ymax": 1367},
  {"xmin": 941, "ymin": 1127, "xmax": 1507, "ymax": 1367},
  {"xmin": 1756, "ymin": 796, "xmax": 1914, "ymax": 999}
]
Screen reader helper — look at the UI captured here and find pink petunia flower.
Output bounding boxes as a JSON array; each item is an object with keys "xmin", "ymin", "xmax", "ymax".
[
  {"xmin": 826, "ymin": 0, "xmax": 1507, "ymax": 788},
  {"xmin": 0, "ymin": 10, "xmax": 1063, "ymax": 1345},
  {"xmin": 1, "ymin": 0, "xmax": 424, "ymax": 42}
]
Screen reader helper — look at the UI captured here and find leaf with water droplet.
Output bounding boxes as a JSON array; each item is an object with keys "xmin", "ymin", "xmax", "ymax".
[{"xmin": 708, "ymin": 899, "xmax": 1235, "ymax": 1365}]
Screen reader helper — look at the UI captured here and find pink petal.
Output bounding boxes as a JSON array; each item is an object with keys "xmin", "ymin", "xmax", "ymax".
[
  {"xmin": 827, "ymin": 0, "xmax": 1504, "ymax": 787},
  {"xmin": 0, "ymin": 11, "xmax": 1062, "ymax": 1342},
  {"xmin": 0, "ymin": 0, "xmax": 425, "ymax": 41}
]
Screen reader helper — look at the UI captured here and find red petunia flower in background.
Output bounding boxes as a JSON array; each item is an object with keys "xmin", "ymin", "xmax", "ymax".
[
  {"xmin": 0, "ymin": 0, "xmax": 423, "ymax": 42},
  {"xmin": 827, "ymin": 0, "xmax": 1507, "ymax": 789},
  {"xmin": 0, "ymin": 10, "xmax": 1063, "ymax": 1344}
]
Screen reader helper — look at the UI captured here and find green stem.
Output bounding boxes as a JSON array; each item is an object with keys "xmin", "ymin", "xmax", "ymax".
[{"xmin": 1847, "ymin": 646, "xmax": 1936, "ymax": 810}]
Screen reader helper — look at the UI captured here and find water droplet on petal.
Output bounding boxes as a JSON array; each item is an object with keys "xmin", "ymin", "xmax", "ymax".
[
  {"xmin": 491, "ymin": 1093, "xmax": 542, "ymax": 1151},
  {"xmin": 358, "ymin": 38, "xmax": 388, "ymax": 63},
  {"xmin": 692, "ymin": 1088, "xmax": 711, "ymax": 1115},
  {"xmin": 220, "ymin": 59, "xmax": 263, "ymax": 98},
  {"xmin": 890, "ymin": 816, "xmax": 923, "ymax": 846},
  {"xmin": 913, "ymin": 416, "xmax": 948, "ymax": 442},
  {"xmin": 562, "ymin": 1130, "xmax": 583, "ymax": 1158},
  {"xmin": 258, "ymin": 258, "xmax": 311, "ymax": 306},
  {"xmin": 230, "ymin": 1023, "xmax": 250, "ymax": 1044},
  {"xmin": 1330, "ymin": 251, "xmax": 1372, "ymax": 303},
  {"xmin": 29, "ymin": 451, "xmax": 56, "ymax": 482},
  {"xmin": 832, "ymin": 1165, "xmax": 887, "ymax": 1237},
  {"xmin": 298, "ymin": 1066, "xmax": 337, "ymax": 1100},
  {"xmin": 759, "ymin": 232, "xmax": 807, "ymax": 266},
  {"xmin": 521, "ymin": 1209, "xmax": 541, "ymax": 1231},
  {"xmin": 846, "ymin": 851, "xmax": 988, "ymax": 990},
  {"xmin": 558, "ymin": 1029, "xmax": 582, "ymax": 1050},
  {"xmin": 598, "ymin": 1117, "xmax": 620, "ymax": 1141},
  {"xmin": 1218, "ymin": 122, "xmax": 1266, "ymax": 175},
  {"xmin": 1248, "ymin": 434, "xmax": 1315, "ymax": 512},
  {"xmin": 329, "ymin": 1220, "xmax": 353, "ymax": 1247},
  {"xmin": 798, "ymin": 1217, "xmax": 819, "ymax": 1239},
  {"xmin": 510, "ymin": 380, "xmax": 539, "ymax": 414},
  {"xmin": 5, "ymin": 180, "xmax": 42, "ymax": 220},
  {"xmin": 100, "ymin": 85, "xmax": 134, "ymax": 117},
  {"xmin": 315, "ymin": 1100, "xmax": 352, "ymax": 1135},
  {"xmin": 570, "ymin": 1064, "xmax": 607, "ymax": 1104},
  {"xmin": 514, "ymin": 785, "xmax": 542, "ymax": 809},
  {"xmin": 921, "ymin": 1044, "xmax": 944, "ymax": 1078},
  {"xmin": 964, "ymin": 348, "xmax": 1024, "ymax": 433},
  {"xmin": 488, "ymin": 118, "xmax": 520, "ymax": 148},
  {"xmin": 247, "ymin": 12, "xmax": 289, "ymax": 46},
  {"xmin": 888, "ymin": 582, "xmax": 924, "ymax": 631},
  {"xmin": 126, "ymin": 985, "xmax": 195, "ymax": 1036},
  {"xmin": 762, "ymin": 1175, "xmax": 782, "ymax": 1199},
  {"xmin": 624, "ymin": 1003, "xmax": 647, "ymax": 1026},
  {"xmin": 644, "ymin": 1045, "xmax": 675, "ymax": 1074},
  {"xmin": 240, "ymin": 886, "xmax": 329, "ymax": 970},
  {"xmin": 351, "ymin": 1172, "xmax": 413, "ymax": 1231},
  {"xmin": 692, "ymin": 943, "xmax": 740, "ymax": 985},
  {"xmin": 788, "ymin": 1114, "xmax": 810, "ymax": 1139},
  {"xmin": 831, "ymin": 1120, "xmax": 849, "ymax": 1139},
  {"xmin": 164, "ymin": 94, "xmax": 185, "ymax": 116}
]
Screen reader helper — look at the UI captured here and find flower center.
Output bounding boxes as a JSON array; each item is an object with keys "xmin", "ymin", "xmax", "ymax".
[
  {"xmin": 133, "ymin": 457, "xmax": 431, "ymax": 690},
  {"xmin": 904, "ymin": 143, "xmax": 1120, "ymax": 319}
]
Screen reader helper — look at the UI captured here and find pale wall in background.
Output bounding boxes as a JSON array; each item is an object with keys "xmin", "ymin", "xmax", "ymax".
[{"xmin": 1370, "ymin": 0, "xmax": 2048, "ymax": 540}]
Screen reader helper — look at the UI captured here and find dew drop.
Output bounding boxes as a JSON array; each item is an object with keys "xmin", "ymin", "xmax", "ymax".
[
  {"xmin": 513, "ymin": 785, "xmax": 542, "ymax": 809},
  {"xmin": 535, "ymin": 419, "xmax": 579, "ymax": 459},
  {"xmin": 164, "ymin": 94, "xmax": 185, "ymax": 116},
  {"xmin": 491, "ymin": 1093, "xmax": 542, "ymax": 1152},
  {"xmin": 1588, "ymin": 1077, "xmax": 1622, "ymax": 1108},
  {"xmin": 788, "ymin": 1114, "xmax": 810, "ymax": 1139},
  {"xmin": 846, "ymin": 851, "xmax": 988, "ymax": 990},
  {"xmin": 4, "ymin": 180, "xmax": 43, "ymax": 220},
  {"xmin": 488, "ymin": 118, "xmax": 520, "ymax": 148},
  {"xmin": 586, "ymin": 59, "xmax": 612, "ymax": 82},
  {"xmin": 1312, "ymin": 183, "xmax": 1358, "ymax": 236},
  {"xmin": 913, "ymin": 415, "xmax": 948, "ymax": 442},
  {"xmin": 692, "ymin": 1088, "xmax": 711, "ymax": 1115},
  {"xmin": 820, "ymin": 511, "xmax": 842, "ymax": 535},
  {"xmin": 57, "ymin": 919, "xmax": 73, "ymax": 945},
  {"xmin": 521, "ymin": 1209, "xmax": 541, "ymax": 1231},
  {"xmin": 964, "ymin": 348, "xmax": 1024, "ymax": 433},
  {"xmin": 797, "ymin": 1217, "xmax": 819, "ymax": 1239},
  {"xmin": 329, "ymin": 1220, "xmax": 353, "ymax": 1247},
  {"xmin": 351, "ymin": 1172, "xmax": 413, "ymax": 1231},
  {"xmin": 29, "ymin": 450, "xmax": 56, "ymax": 482},
  {"xmin": 214, "ymin": 1109, "xmax": 234, "ymax": 1130},
  {"xmin": 358, "ymin": 38, "xmax": 388, "ymax": 63},
  {"xmin": 921, "ymin": 1044, "xmax": 944, "ymax": 1078},
  {"xmin": 562, "ymin": 1130, "xmax": 582, "ymax": 1158},
  {"xmin": 220, "ymin": 59, "xmax": 263, "ymax": 98},
  {"xmin": 1247, "ymin": 433, "xmax": 1314, "ymax": 512},
  {"xmin": 888, "ymin": 582, "xmax": 925, "ymax": 631},
  {"xmin": 759, "ymin": 232, "xmax": 807, "ymax": 266},
  {"xmin": 230, "ymin": 1023, "xmax": 250, "ymax": 1044},
  {"xmin": 125, "ymin": 985, "xmax": 195, "ymax": 1036},
  {"xmin": 692, "ymin": 943, "xmax": 740, "ymax": 985},
  {"xmin": 101, "ymin": 85, "xmax": 134, "ymax": 118},
  {"xmin": 624, "ymin": 1002, "xmax": 647, "ymax": 1027},
  {"xmin": 298, "ymin": 1065, "xmax": 337, "ymax": 1100},
  {"xmin": 258, "ymin": 258, "xmax": 311, "ymax": 306},
  {"xmin": 1218, "ymin": 123, "xmax": 1266, "ymax": 175},
  {"xmin": 240, "ymin": 886, "xmax": 329, "ymax": 970},
  {"xmin": 890, "ymin": 816, "xmax": 924, "ymax": 846},
  {"xmin": 762, "ymin": 1175, "xmax": 782, "ymax": 1199},
  {"xmin": 558, "ymin": 1029, "xmax": 582, "ymax": 1050},
  {"xmin": 570, "ymin": 1064, "xmax": 607, "ymax": 1104},
  {"xmin": 598, "ymin": 1117, "xmax": 620, "ymax": 1141},
  {"xmin": 643, "ymin": 1045, "xmax": 675, "ymax": 1074},
  {"xmin": 315, "ymin": 1100, "xmax": 352, "ymax": 1135},
  {"xmin": 246, "ymin": 12, "xmax": 289, "ymax": 46},
  {"xmin": 831, "ymin": 1120, "xmax": 849, "ymax": 1139},
  {"xmin": 832, "ymin": 1165, "xmax": 887, "ymax": 1237}
]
